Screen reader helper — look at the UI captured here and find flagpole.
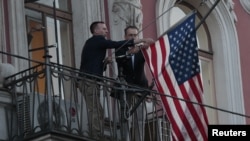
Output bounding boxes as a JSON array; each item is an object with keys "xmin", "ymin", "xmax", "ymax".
[{"xmin": 195, "ymin": 0, "xmax": 221, "ymax": 31}]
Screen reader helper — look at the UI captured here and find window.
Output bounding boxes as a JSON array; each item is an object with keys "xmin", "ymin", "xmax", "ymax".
[
  {"xmin": 25, "ymin": 1, "xmax": 73, "ymax": 67},
  {"xmin": 25, "ymin": 0, "xmax": 73, "ymax": 95},
  {"xmin": 36, "ymin": 0, "xmax": 70, "ymax": 11}
]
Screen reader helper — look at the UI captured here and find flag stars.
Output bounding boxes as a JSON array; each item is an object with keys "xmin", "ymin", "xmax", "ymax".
[
  {"xmin": 174, "ymin": 69, "xmax": 178, "ymax": 73},
  {"xmin": 171, "ymin": 60, "xmax": 175, "ymax": 65},
  {"xmin": 180, "ymin": 65, "xmax": 184, "ymax": 69},
  {"xmin": 167, "ymin": 14, "xmax": 200, "ymax": 84},
  {"xmin": 170, "ymin": 43, "xmax": 174, "ymax": 48},
  {"xmin": 177, "ymin": 77, "xmax": 182, "ymax": 82},
  {"xmin": 179, "ymin": 71, "xmax": 183, "ymax": 75},
  {"xmin": 191, "ymin": 71, "xmax": 195, "ymax": 75}
]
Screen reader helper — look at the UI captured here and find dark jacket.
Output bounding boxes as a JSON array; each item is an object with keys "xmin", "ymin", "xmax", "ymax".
[
  {"xmin": 79, "ymin": 35, "xmax": 134, "ymax": 77},
  {"xmin": 115, "ymin": 47, "xmax": 148, "ymax": 88}
]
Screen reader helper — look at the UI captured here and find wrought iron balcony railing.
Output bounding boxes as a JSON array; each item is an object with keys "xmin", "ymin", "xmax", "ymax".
[{"xmin": 4, "ymin": 62, "xmax": 171, "ymax": 141}]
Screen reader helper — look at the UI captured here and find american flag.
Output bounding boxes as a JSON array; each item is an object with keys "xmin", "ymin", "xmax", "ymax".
[{"xmin": 142, "ymin": 12, "xmax": 208, "ymax": 141}]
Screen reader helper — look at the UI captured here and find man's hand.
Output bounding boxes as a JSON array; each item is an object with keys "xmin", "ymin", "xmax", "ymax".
[
  {"xmin": 103, "ymin": 57, "xmax": 113, "ymax": 64},
  {"xmin": 128, "ymin": 38, "xmax": 154, "ymax": 54},
  {"xmin": 128, "ymin": 46, "xmax": 140, "ymax": 54},
  {"xmin": 142, "ymin": 38, "xmax": 154, "ymax": 45},
  {"xmin": 103, "ymin": 57, "xmax": 113, "ymax": 71},
  {"xmin": 134, "ymin": 38, "xmax": 155, "ymax": 46},
  {"xmin": 138, "ymin": 38, "xmax": 155, "ymax": 49}
]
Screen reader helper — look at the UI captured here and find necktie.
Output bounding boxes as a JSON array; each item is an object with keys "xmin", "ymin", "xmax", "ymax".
[{"xmin": 132, "ymin": 55, "xmax": 135, "ymax": 70}]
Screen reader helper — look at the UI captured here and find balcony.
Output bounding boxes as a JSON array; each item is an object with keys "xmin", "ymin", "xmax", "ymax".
[{"xmin": 2, "ymin": 62, "xmax": 170, "ymax": 141}]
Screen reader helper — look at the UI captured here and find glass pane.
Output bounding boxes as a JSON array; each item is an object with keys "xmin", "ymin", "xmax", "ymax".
[
  {"xmin": 200, "ymin": 59, "xmax": 218, "ymax": 124},
  {"xmin": 25, "ymin": 9, "xmax": 46, "ymax": 94},
  {"xmin": 35, "ymin": 0, "xmax": 69, "ymax": 11},
  {"xmin": 196, "ymin": 19, "xmax": 210, "ymax": 52},
  {"xmin": 46, "ymin": 16, "xmax": 72, "ymax": 99},
  {"xmin": 46, "ymin": 16, "xmax": 72, "ymax": 67},
  {"xmin": 171, "ymin": 6, "xmax": 211, "ymax": 52}
]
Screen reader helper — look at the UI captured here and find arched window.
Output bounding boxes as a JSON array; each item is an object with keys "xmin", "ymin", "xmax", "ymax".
[
  {"xmin": 171, "ymin": 2, "xmax": 217, "ymax": 124},
  {"xmin": 156, "ymin": 0, "xmax": 245, "ymax": 124}
]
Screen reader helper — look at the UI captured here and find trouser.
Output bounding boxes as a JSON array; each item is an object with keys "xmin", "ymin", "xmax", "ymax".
[
  {"xmin": 121, "ymin": 93, "xmax": 146, "ymax": 141},
  {"xmin": 79, "ymin": 79, "xmax": 103, "ymax": 138}
]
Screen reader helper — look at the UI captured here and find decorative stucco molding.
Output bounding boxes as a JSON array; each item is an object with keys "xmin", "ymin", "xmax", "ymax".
[
  {"xmin": 240, "ymin": 0, "xmax": 250, "ymax": 14},
  {"xmin": 112, "ymin": 0, "xmax": 143, "ymax": 30},
  {"xmin": 224, "ymin": 0, "xmax": 237, "ymax": 22}
]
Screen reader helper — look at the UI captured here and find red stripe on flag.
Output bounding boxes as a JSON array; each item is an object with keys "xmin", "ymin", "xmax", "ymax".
[{"xmin": 159, "ymin": 37, "xmax": 167, "ymax": 66}]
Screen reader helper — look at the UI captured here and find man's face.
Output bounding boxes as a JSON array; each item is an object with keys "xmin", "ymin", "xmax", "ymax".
[
  {"xmin": 125, "ymin": 28, "xmax": 138, "ymax": 40},
  {"xmin": 94, "ymin": 23, "xmax": 108, "ymax": 37}
]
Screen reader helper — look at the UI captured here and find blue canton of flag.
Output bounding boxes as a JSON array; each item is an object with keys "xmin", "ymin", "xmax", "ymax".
[{"xmin": 168, "ymin": 13, "xmax": 199, "ymax": 85}]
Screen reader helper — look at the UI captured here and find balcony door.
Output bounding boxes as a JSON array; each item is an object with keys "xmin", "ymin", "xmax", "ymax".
[{"xmin": 25, "ymin": 1, "xmax": 73, "ymax": 97}]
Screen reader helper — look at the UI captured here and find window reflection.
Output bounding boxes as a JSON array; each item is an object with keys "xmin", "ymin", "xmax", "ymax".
[
  {"xmin": 46, "ymin": 17, "xmax": 72, "ymax": 67},
  {"xmin": 25, "ymin": 4, "xmax": 73, "ymax": 97},
  {"xmin": 170, "ymin": 6, "xmax": 210, "ymax": 52},
  {"xmin": 200, "ymin": 59, "xmax": 218, "ymax": 124},
  {"xmin": 35, "ymin": 0, "xmax": 69, "ymax": 11}
]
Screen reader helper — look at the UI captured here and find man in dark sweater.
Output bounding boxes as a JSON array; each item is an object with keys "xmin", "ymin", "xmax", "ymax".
[{"xmin": 78, "ymin": 21, "xmax": 153, "ymax": 140}]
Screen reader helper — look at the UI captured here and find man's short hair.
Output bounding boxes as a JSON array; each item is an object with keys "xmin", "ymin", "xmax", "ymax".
[
  {"xmin": 124, "ymin": 25, "xmax": 139, "ymax": 35},
  {"xmin": 90, "ymin": 21, "xmax": 104, "ymax": 34}
]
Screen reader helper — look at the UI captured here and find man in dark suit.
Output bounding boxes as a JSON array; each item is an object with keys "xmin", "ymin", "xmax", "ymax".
[
  {"xmin": 78, "ymin": 21, "xmax": 154, "ymax": 140},
  {"xmin": 115, "ymin": 25, "xmax": 149, "ymax": 141},
  {"xmin": 115, "ymin": 26, "xmax": 148, "ymax": 88}
]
